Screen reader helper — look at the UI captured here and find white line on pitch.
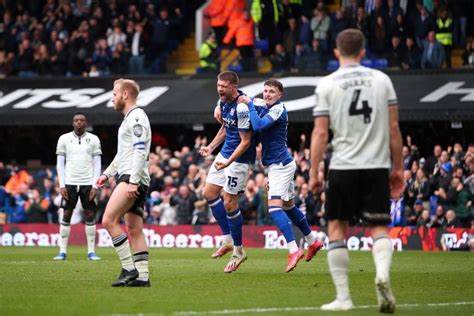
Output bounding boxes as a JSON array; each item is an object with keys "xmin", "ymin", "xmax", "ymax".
[{"xmin": 173, "ymin": 301, "xmax": 474, "ymax": 315}]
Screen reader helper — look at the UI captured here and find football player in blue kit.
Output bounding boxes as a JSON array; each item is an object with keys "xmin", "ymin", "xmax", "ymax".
[
  {"xmin": 237, "ymin": 79, "xmax": 324, "ymax": 273},
  {"xmin": 200, "ymin": 71, "xmax": 256, "ymax": 273}
]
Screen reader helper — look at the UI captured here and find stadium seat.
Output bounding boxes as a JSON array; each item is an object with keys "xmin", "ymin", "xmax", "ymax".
[
  {"xmin": 254, "ymin": 39, "xmax": 269, "ymax": 53},
  {"xmin": 361, "ymin": 58, "xmax": 373, "ymax": 68},
  {"xmin": 195, "ymin": 67, "xmax": 204, "ymax": 74},
  {"xmin": 228, "ymin": 64, "xmax": 243, "ymax": 73},
  {"xmin": 374, "ymin": 58, "xmax": 388, "ymax": 69},
  {"xmin": 326, "ymin": 59, "xmax": 339, "ymax": 71}
]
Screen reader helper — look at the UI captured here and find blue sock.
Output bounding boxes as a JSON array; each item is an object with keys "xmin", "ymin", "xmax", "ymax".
[
  {"xmin": 284, "ymin": 205, "xmax": 312, "ymax": 236},
  {"xmin": 227, "ymin": 208, "xmax": 243, "ymax": 246},
  {"xmin": 269, "ymin": 207, "xmax": 295, "ymax": 243},
  {"xmin": 207, "ymin": 196, "xmax": 230, "ymax": 235}
]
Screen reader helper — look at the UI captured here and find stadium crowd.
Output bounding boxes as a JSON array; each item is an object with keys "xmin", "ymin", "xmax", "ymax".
[
  {"xmin": 0, "ymin": 0, "xmax": 204, "ymax": 77},
  {"xmin": 1, "ymin": 0, "xmax": 473, "ymax": 77},
  {"xmin": 1, "ymin": 136, "xmax": 472, "ymax": 229}
]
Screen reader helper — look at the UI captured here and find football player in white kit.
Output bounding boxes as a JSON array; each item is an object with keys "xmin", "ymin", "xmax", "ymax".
[
  {"xmin": 309, "ymin": 29, "xmax": 404, "ymax": 312},
  {"xmin": 54, "ymin": 113, "xmax": 102, "ymax": 261},
  {"xmin": 96, "ymin": 79, "xmax": 151, "ymax": 287}
]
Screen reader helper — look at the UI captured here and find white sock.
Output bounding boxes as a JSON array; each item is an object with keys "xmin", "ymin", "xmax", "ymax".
[
  {"xmin": 372, "ymin": 235, "xmax": 393, "ymax": 282},
  {"xmin": 59, "ymin": 222, "xmax": 71, "ymax": 254},
  {"xmin": 305, "ymin": 232, "xmax": 316, "ymax": 245},
  {"xmin": 222, "ymin": 234, "xmax": 233, "ymax": 244},
  {"xmin": 327, "ymin": 242, "xmax": 351, "ymax": 302},
  {"xmin": 133, "ymin": 251, "xmax": 149, "ymax": 281},
  {"xmin": 85, "ymin": 222, "xmax": 96, "ymax": 254},
  {"xmin": 233, "ymin": 245, "xmax": 244, "ymax": 256},
  {"xmin": 288, "ymin": 240, "xmax": 299, "ymax": 254},
  {"xmin": 111, "ymin": 234, "xmax": 135, "ymax": 271}
]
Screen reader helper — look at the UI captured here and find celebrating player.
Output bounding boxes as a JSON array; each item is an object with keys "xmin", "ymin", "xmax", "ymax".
[
  {"xmin": 237, "ymin": 79, "xmax": 324, "ymax": 273},
  {"xmin": 200, "ymin": 71, "xmax": 256, "ymax": 273}
]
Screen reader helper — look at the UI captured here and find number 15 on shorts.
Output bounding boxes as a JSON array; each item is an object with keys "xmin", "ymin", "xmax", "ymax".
[{"xmin": 227, "ymin": 176, "xmax": 238, "ymax": 188}]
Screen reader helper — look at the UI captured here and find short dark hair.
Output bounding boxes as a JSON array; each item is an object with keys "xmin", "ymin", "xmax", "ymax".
[
  {"xmin": 73, "ymin": 112, "xmax": 87, "ymax": 119},
  {"xmin": 217, "ymin": 71, "xmax": 239, "ymax": 86},
  {"xmin": 336, "ymin": 28, "xmax": 364, "ymax": 57},
  {"xmin": 264, "ymin": 78, "xmax": 283, "ymax": 93}
]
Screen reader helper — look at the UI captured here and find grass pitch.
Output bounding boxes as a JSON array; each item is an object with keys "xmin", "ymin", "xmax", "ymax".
[{"xmin": 0, "ymin": 247, "xmax": 473, "ymax": 316}]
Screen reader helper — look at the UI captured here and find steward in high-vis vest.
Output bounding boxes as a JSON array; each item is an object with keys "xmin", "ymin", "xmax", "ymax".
[
  {"xmin": 223, "ymin": 11, "xmax": 256, "ymax": 71},
  {"xmin": 199, "ymin": 32, "xmax": 219, "ymax": 73},
  {"xmin": 204, "ymin": 0, "xmax": 228, "ymax": 45},
  {"xmin": 436, "ymin": 8, "xmax": 453, "ymax": 68}
]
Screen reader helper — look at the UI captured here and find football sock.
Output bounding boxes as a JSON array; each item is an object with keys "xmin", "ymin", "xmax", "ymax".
[
  {"xmin": 207, "ymin": 196, "xmax": 231, "ymax": 238},
  {"xmin": 85, "ymin": 221, "xmax": 96, "ymax": 254},
  {"xmin": 327, "ymin": 240, "xmax": 351, "ymax": 302},
  {"xmin": 284, "ymin": 205, "xmax": 316, "ymax": 245},
  {"xmin": 112, "ymin": 233, "xmax": 135, "ymax": 271},
  {"xmin": 59, "ymin": 221, "xmax": 71, "ymax": 254},
  {"xmin": 372, "ymin": 235, "xmax": 392, "ymax": 282},
  {"xmin": 227, "ymin": 208, "xmax": 243, "ymax": 247},
  {"xmin": 270, "ymin": 207, "xmax": 298, "ymax": 253},
  {"xmin": 133, "ymin": 251, "xmax": 149, "ymax": 281}
]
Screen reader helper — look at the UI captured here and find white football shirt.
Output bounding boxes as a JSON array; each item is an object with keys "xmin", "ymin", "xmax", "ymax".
[
  {"xmin": 56, "ymin": 132, "xmax": 102, "ymax": 185},
  {"xmin": 105, "ymin": 106, "xmax": 151, "ymax": 185},
  {"xmin": 313, "ymin": 64, "xmax": 398, "ymax": 170}
]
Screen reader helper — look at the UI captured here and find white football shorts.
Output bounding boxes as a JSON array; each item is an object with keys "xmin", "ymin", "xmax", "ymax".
[
  {"xmin": 268, "ymin": 160, "xmax": 296, "ymax": 201},
  {"xmin": 206, "ymin": 153, "xmax": 250, "ymax": 195}
]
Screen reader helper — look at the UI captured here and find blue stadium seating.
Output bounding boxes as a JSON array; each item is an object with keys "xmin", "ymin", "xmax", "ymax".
[{"xmin": 326, "ymin": 59, "xmax": 339, "ymax": 71}]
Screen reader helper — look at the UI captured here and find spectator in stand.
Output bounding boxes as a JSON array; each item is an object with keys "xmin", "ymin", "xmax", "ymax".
[
  {"xmin": 238, "ymin": 178, "xmax": 259, "ymax": 225},
  {"xmin": 251, "ymin": 0, "xmax": 280, "ymax": 54},
  {"xmin": 151, "ymin": 7, "xmax": 173, "ymax": 57},
  {"xmin": 107, "ymin": 24, "xmax": 127, "ymax": 52},
  {"xmin": 305, "ymin": 38, "xmax": 326, "ymax": 70},
  {"xmin": 34, "ymin": 43, "xmax": 51, "ymax": 75},
  {"xmin": 292, "ymin": 42, "xmax": 307, "ymax": 73},
  {"xmin": 406, "ymin": 198, "xmax": 423, "ymax": 226},
  {"xmin": 110, "ymin": 42, "xmax": 130, "ymax": 75},
  {"xmin": 461, "ymin": 39, "xmax": 474, "ymax": 67},
  {"xmin": 352, "ymin": 6, "xmax": 370, "ymax": 40},
  {"xmin": 50, "ymin": 39, "xmax": 68, "ymax": 76},
  {"xmin": 310, "ymin": 7, "xmax": 331, "ymax": 54},
  {"xmin": 294, "ymin": 182, "xmax": 317, "ymax": 225},
  {"xmin": 192, "ymin": 200, "xmax": 210, "ymax": 225},
  {"xmin": 391, "ymin": 14, "xmax": 407, "ymax": 41},
  {"xmin": 416, "ymin": 209, "xmax": 430, "ymax": 227},
  {"xmin": 222, "ymin": 11, "xmax": 255, "ymax": 72},
  {"xmin": 282, "ymin": 16, "xmax": 299, "ymax": 59},
  {"xmin": 15, "ymin": 38, "xmax": 36, "ymax": 77},
  {"xmin": 414, "ymin": 5, "xmax": 435, "ymax": 48},
  {"xmin": 171, "ymin": 184, "xmax": 196, "ymax": 224},
  {"xmin": 330, "ymin": 9, "xmax": 351, "ymax": 50},
  {"xmin": 429, "ymin": 205, "xmax": 447, "ymax": 228},
  {"xmin": 387, "ymin": 0, "xmax": 404, "ymax": 35},
  {"xmin": 445, "ymin": 177, "xmax": 472, "ymax": 227},
  {"xmin": 157, "ymin": 191, "xmax": 177, "ymax": 226},
  {"xmin": 26, "ymin": 188, "xmax": 49, "ymax": 223},
  {"xmin": 199, "ymin": 31, "xmax": 219, "ymax": 74},
  {"xmin": 401, "ymin": 36, "xmax": 421, "ymax": 69},
  {"xmin": 129, "ymin": 23, "xmax": 146, "ymax": 74},
  {"xmin": 91, "ymin": 38, "xmax": 111, "ymax": 76},
  {"xmin": 424, "ymin": 144, "xmax": 442, "ymax": 176},
  {"xmin": 270, "ymin": 43, "xmax": 291, "ymax": 72},
  {"xmin": 445, "ymin": 209, "xmax": 463, "ymax": 228},
  {"xmin": 450, "ymin": 0, "xmax": 468, "ymax": 48},
  {"xmin": 299, "ymin": 14, "xmax": 312, "ymax": 49},
  {"xmin": 435, "ymin": 7, "xmax": 453, "ymax": 68},
  {"xmin": 204, "ymin": 0, "xmax": 228, "ymax": 46},
  {"xmin": 386, "ymin": 35, "xmax": 406, "ymax": 68},
  {"xmin": 369, "ymin": 16, "xmax": 389, "ymax": 58}
]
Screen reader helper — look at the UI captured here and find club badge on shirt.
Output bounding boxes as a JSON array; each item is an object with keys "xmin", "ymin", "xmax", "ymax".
[{"xmin": 133, "ymin": 124, "xmax": 143, "ymax": 137}]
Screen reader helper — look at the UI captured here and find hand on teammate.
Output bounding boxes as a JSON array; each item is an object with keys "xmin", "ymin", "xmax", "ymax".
[{"xmin": 237, "ymin": 95, "xmax": 250, "ymax": 104}]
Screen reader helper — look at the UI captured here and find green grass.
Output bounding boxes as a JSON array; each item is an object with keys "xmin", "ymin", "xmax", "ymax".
[{"xmin": 0, "ymin": 247, "xmax": 473, "ymax": 316}]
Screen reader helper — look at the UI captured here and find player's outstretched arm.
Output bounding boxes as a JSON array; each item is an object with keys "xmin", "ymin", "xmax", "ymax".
[
  {"xmin": 238, "ymin": 96, "xmax": 276, "ymax": 131},
  {"xmin": 309, "ymin": 116, "xmax": 329, "ymax": 194},
  {"xmin": 200, "ymin": 125, "xmax": 226, "ymax": 157},
  {"xmin": 388, "ymin": 104, "xmax": 404, "ymax": 199}
]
